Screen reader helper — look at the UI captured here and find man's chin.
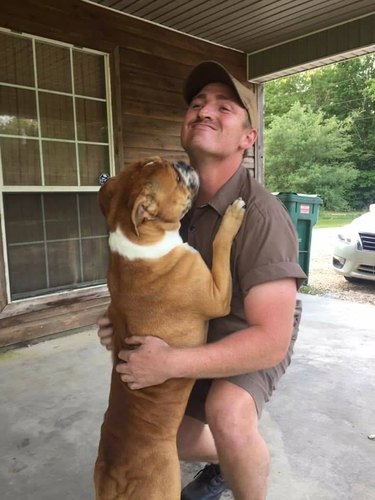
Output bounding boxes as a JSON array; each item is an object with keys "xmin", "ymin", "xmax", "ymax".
[{"xmin": 185, "ymin": 140, "xmax": 217, "ymax": 155}]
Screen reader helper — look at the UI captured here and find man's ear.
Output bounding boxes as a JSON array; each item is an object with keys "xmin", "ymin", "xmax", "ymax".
[
  {"xmin": 241, "ymin": 128, "xmax": 257, "ymax": 150},
  {"xmin": 130, "ymin": 190, "xmax": 158, "ymax": 236},
  {"xmin": 98, "ymin": 177, "xmax": 117, "ymax": 217}
]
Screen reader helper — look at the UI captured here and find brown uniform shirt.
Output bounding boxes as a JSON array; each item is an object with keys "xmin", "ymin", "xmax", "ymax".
[{"xmin": 180, "ymin": 164, "xmax": 307, "ymax": 344}]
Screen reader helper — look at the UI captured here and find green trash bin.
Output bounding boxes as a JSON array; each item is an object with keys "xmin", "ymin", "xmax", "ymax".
[{"xmin": 275, "ymin": 192, "xmax": 323, "ymax": 278}]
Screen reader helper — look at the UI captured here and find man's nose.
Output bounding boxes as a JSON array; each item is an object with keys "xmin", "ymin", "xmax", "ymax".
[{"xmin": 197, "ymin": 103, "xmax": 214, "ymax": 119}]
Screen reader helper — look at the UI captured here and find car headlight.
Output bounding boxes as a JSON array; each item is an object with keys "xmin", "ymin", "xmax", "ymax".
[
  {"xmin": 337, "ymin": 233, "xmax": 352, "ymax": 244},
  {"xmin": 337, "ymin": 230, "xmax": 360, "ymax": 246}
]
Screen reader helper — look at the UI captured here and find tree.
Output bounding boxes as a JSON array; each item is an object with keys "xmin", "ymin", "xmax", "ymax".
[
  {"xmin": 265, "ymin": 102, "xmax": 357, "ymax": 210},
  {"xmin": 265, "ymin": 55, "xmax": 375, "ymax": 209}
]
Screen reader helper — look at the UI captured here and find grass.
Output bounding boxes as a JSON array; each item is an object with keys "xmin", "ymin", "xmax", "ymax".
[
  {"xmin": 299, "ymin": 284, "xmax": 326, "ymax": 295},
  {"xmin": 315, "ymin": 210, "xmax": 363, "ymax": 228}
]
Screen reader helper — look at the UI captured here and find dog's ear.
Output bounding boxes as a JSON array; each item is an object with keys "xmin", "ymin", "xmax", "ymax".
[
  {"xmin": 98, "ymin": 177, "xmax": 117, "ymax": 217},
  {"xmin": 130, "ymin": 189, "xmax": 158, "ymax": 236},
  {"xmin": 142, "ymin": 156, "xmax": 161, "ymax": 167}
]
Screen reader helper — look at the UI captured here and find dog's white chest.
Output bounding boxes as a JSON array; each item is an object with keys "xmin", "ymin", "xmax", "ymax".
[{"xmin": 109, "ymin": 227, "xmax": 196, "ymax": 260}]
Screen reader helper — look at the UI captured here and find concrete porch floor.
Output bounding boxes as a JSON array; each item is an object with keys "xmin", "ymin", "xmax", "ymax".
[{"xmin": 0, "ymin": 293, "xmax": 374, "ymax": 500}]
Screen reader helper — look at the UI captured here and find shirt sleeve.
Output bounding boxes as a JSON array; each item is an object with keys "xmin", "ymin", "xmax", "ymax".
[{"xmin": 235, "ymin": 195, "xmax": 307, "ymax": 295}]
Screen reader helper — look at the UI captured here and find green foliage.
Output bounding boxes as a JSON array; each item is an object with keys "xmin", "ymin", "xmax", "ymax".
[
  {"xmin": 265, "ymin": 102, "xmax": 357, "ymax": 210},
  {"xmin": 299, "ymin": 284, "xmax": 322, "ymax": 296},
  {"xmin": 265, "ymin": 55, "xmax": 375, "ymax": 210}
]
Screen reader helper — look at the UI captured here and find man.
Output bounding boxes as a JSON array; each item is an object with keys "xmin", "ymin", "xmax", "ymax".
[{"xmin": 98, "ymin": 61, "xmax": 306, "ymax": 500}]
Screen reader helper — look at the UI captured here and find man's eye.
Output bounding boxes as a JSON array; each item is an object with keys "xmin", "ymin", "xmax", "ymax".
[{"xmin": 220, "ymin": 106, "xmax": 230, "ymax": 112}]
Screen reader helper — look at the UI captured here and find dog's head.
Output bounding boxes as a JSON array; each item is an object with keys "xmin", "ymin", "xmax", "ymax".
[{"xmin": 99, "ymin": 156, "xmax": 199, "ymax": 239}]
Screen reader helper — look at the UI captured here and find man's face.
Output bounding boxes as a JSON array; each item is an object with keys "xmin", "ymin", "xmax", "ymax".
[{"xmin": 180, "ymin": 82, "xmax": 254, "ymax": 162}]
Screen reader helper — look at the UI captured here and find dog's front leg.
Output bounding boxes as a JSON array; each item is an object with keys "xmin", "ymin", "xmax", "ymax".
[{"xmin": 206, "ymin": 198, "xmax": 245, "ymax": 316}]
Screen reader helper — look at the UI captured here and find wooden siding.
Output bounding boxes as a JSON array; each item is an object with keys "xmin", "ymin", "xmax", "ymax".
[
  {"xmin": 0, "ymin": 0, "xmax": 256, "ymax": 347},
  {"xmin": 0, "ymin": 288, "xmax": 110, "ymax": 350},
  {"xmin": 0, "ymin": 215, "xmax": 7, "ymax": 312},
  {"xmin": 0, "ymin": 0, "xmax": 253, "ymax": 170}
]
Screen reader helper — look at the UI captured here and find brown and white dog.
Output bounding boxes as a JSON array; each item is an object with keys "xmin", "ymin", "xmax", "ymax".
[{"xmin": 94, "ymin": 156, "xmax": 245, "ymax": 500}]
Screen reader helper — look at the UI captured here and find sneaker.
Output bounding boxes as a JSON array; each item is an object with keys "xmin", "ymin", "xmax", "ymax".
[{"xmin": 181, "ymin": 463, "xmax": 229, "ymax": 500}]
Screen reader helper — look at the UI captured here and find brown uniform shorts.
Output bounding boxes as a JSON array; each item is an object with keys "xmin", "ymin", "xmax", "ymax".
[{"xmin": 185, "ymin": 299, "xmax": 303, "ymax": 421}]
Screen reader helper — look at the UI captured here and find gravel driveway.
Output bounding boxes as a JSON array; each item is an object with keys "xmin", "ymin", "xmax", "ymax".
[{"xmin": 307, "ymin": 227, "xmax": 375, "ymax": 305}]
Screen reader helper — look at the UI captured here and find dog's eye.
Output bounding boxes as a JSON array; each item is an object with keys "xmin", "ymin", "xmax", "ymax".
[{"xmin": 176, "ymin": 173, "xmax": 181, "ymax": 183}]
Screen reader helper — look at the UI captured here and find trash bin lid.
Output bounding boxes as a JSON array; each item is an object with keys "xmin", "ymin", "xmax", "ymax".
[{"xmin": 274, "ymin": 192, "xmax": 323, "ymax": 205}]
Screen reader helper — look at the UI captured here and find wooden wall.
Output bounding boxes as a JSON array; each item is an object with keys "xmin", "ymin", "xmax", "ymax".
[
  {"xmin": 0, "ymin": 215, "xmax": 7, "ymax": 312},
  {"xmin": 0, "ymin": 0, "xmax": 255, "ymax": 347},
  {"xmin": 0, "ymin": 0, "xmax": 252, "ymax": 171}
]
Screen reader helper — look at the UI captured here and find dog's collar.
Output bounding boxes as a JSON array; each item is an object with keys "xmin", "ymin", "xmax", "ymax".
[{"xmin": 109, "ymin": 227, "xmax": 187, "ymax": 260}]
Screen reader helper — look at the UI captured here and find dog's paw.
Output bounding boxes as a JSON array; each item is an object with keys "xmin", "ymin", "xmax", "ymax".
[
  {"xmin": 232, "ymin": 197, "xmax": 246, "ymax": 211},
  {"xmin": 221, "ymin": 197, "xmax": 246, "ymax": 234},
  {"xmin": 226, "ymin": 197, "xmax": 246, "ymax": 219}
]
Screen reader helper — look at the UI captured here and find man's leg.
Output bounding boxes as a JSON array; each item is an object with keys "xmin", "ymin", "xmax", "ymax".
[
  {"xmin": 177, "ymin": 415, "xmax": 218, "ymax": 463},
  {"xmin": 178, "ymin": 380, "xmax": 269, "ymax": 500},
  {"xmin": 178, "ymin": 414, "xmax": 229, "ymax": 500},
  {"xmin": 180, "ymin": 302, "xmax": 301, "ymax": 499},
  {"xmin": 206, "ymin": 379, "xmax": 269, "ymax": 500}
]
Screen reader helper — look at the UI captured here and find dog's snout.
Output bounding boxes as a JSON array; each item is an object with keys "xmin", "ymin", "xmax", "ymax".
[
  {"xmin": 175, "ymin": 161, "xmax": 190, "ymax": 172},
  {"xmin": 173, "ymin": 161, "xmax": 199, "ymax": 194}
]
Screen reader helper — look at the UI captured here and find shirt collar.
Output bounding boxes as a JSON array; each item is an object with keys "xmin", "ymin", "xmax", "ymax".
[{"xmin": 205, "ymin": 163, "xmax": 247, "ymax": 216}]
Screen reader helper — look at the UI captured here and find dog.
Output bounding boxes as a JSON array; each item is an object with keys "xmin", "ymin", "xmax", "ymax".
[{"xmin": 94, "ymin": 156, "xmax": 245, "ymax": 500}]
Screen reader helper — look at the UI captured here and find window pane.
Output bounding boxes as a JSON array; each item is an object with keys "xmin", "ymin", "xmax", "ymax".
[
  {"xmin": 8, "ymin": 244, "xmax": 47, "ymax": 296},
  {"xmin": 1, "ymin": 32, "xmax": 111, "ymax": 300},
  {"xmin": 47, "ymin": 240, "xmax": 81, "ymax": 287},
  {"xmin": 76, "ymin": 98, "xmax": 107, "ymax": 142},
  {"xmin": 0, "ymin": 32, "xmax": 34, "ymax": 87},
  {"xmin": 80, "ymin": 193, "xmax": 107, "ymax": 237},
  {"xmin": 4, "ymin": 192, "xmax": 108, "ymax": 299},
  {"xmin": 44, "ymin": 193, "xmax": 79, "ymax": 240},
  {"xmin": 36, "ymin": 42, "xmax": 72, "ymax": 93},
  {"xmin": 82, "ymin": 237, "xmax": 108, "ymax": 282},
  {"xmin": 73, "ymin": 51, "xmax": 105, "ymax": 98},
  {"xmin": 1, "ymin": 137, "xmax": 41, "ymax": 185},
  {"xmin": 43, "ymin": 141, "xmax": 77, "ymax": 185},
  {"xmin": 0, "ymin": 87, "xmax": 38, "ymax": 136},
  {"xmin": 3, "ymin": 193, "xmax": 44, "ymax": 244},
  {"xmin": 39, "ymin": 93, "xmax": 74, "ymax": 139},
  {"xmin": 79, "ymin": 144, "xmax": 109, "ymax": 186}
]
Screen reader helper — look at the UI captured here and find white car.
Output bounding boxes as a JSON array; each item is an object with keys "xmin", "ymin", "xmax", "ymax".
[{"xmin": 332, "ymin": 204, "xmax": 375, "ymax": 282}]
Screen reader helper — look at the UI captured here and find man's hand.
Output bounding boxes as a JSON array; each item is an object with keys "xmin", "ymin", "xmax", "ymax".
[
  {"xmin": 116, "ymin": 336, "xmax": 174, "ymax": 390},
  {"xmin": 97, "ymin": 314, "xmax": 114, "ymax": 350}
]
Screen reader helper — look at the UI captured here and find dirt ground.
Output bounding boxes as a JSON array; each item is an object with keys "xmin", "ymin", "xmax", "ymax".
[{"xmin": 307, "ymin": 227, "xmax": 375, "ymax": 306}]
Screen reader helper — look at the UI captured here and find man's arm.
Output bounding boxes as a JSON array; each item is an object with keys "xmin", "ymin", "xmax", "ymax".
[
  {"xmin": 116, "ymin": 278, "xmax": 297, "ymax": 389},
  {"xmin": 97, "ymin": 312, "xmax": 113, "ymax": 350}
]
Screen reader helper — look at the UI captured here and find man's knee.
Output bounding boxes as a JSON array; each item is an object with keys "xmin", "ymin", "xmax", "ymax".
[
  {"xmin": 205, "ymin": 380, "xmax": 258, "ymax": 445},
  {"xmin": 177, "ymin": 415, "xmax": 218, "ymax": 463},
  {"xmin": 177, "ymin": 416, "xmax": 204, "ymax": 452}
]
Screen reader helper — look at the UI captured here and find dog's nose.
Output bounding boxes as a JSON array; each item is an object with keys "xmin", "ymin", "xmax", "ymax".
[
  {"xmin": 173, "ymin": 162, "xmax": 199, "ymax": 194},
  {"xmin": 175, "ymin": 161, "xmax": 191, "ymax": 172}
]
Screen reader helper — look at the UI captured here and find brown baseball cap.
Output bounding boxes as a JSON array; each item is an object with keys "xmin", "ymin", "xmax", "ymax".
[{"xmin": 183, "ymin": 60, "xmax": 258, "ymax": 129}]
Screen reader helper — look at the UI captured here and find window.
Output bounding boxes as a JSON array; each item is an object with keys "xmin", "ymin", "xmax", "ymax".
[{"xmin": 0, "ymin": 30, "xmax": 113, "ymax": 300}]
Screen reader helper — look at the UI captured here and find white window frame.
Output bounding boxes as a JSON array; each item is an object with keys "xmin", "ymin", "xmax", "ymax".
[{"xmin": 0, "ymin": 28, "xmax": 115, "ymax": 304}]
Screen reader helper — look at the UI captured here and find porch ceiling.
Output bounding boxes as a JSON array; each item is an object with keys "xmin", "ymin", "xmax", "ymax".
[{"xmin": 87, "ymin": 0, "xmax": 375, "ymax": 54}]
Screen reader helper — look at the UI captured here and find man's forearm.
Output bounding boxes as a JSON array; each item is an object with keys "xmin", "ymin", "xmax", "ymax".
[{"xmin": 167, "ymin": 325, "xmax": 291, "ymax": 380}]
